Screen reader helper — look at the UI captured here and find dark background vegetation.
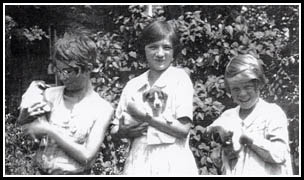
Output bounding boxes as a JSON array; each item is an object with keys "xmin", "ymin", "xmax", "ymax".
[{"xmin": 5, "ymin": 4, "xmax": 299, "ymax": 175}]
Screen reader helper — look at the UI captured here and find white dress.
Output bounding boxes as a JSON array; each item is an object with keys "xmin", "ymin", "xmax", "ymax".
[
  {"xmin": 35, "ymin": 86, "xmax": 113, "ymax": 174},
  {"xmin": 209, "ymin": 98, "xmax": 293, "ymax": 175},
  {"xmin": 113, "ymin": 66, "xmax": 198, "ymax": 175}
]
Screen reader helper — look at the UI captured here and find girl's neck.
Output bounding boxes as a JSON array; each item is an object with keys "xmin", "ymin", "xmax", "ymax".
[
  {"xmin": 63, "ymin": 81, "xmax": 93, "ymax": 104},
  {"xmin": 148, "ymin": 68, "xmax": 167, "ymax": 87},
  {"xmin": 239, "ymin": 104, "xmax": 256, "ymax": 120}
]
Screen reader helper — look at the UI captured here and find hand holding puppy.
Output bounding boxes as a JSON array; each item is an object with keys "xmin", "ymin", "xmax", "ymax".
[
  {"xmin": 127, "ymin": 100, "xmax": 151, "ymax": 122},
  {"xmin": 18, "ymin": 81, "xmax": 52, "ymax": 125}
]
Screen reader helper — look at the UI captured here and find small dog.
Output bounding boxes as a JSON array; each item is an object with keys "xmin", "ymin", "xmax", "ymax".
[
  {"xmin": 18, "ymin": 81, "xmax": 52, "ymax": 146},
  {"xmin": 142, "ymin": 87, "xmax": 175, "ymax": 145},
  {"xmin": 120, "ymin": 87, "xmax": 168, "ymax": 126},
  {"xmin": 142, "ymin": 87, "xmax": 168, "ymax": 117},
  {"xmin": 207, "ymin": 125, "xmax": 242, "ymax": 170}
]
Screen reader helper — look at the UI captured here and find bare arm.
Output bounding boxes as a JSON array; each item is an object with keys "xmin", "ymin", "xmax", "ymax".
[
  {"xmin": 239, "ymin": 107, "xmax": 290, "ymax": 164},
  {"xmin": 110, "ymin": 112, "xmax": 149, "ymax": 139},
  {"xmin": 127, "ymin": 101, "xmax": 191, "ymax": 139},
  {"xmin": 23, "ymin": 108, "xmax": 114, "ymax": 166}
]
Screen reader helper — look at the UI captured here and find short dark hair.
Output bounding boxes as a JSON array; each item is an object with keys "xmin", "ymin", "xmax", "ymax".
[
  {"xmin": 53, "ymin": 32, "xmax": 97, "ymax": 71},
  {"xmin": 138, "ymin": 20, "xmax": 180, "ymax": 59}
]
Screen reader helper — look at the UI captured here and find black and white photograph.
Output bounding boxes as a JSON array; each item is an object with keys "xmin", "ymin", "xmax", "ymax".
[{"xmin": 4, "ymin": 3, "xmax": 300, "ymax": 176}]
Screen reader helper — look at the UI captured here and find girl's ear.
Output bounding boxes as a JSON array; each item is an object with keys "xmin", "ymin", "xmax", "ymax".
[{"xmin": 75, "ymin": 66, "xmax": 82, "ymax": 76}]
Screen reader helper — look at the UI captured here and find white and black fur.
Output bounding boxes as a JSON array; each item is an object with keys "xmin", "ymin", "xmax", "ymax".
[{"xmin": 142, "ymin": 87, "xmax": 168, "ymax": 117}]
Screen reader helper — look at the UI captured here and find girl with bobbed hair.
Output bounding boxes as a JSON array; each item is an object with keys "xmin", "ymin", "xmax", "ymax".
[
  {"xmin": 111, "ymin": 20, "xmax": 198, "ymax": 175},
  {"xmin": 224, "ymin": 54, "xmax": 267, "ymax": 92},
  {"xmin": 207, "ymin": 54, "xmax": 293, "ymax": 175},
  {"xmin": 17, "ymin": 31, "xmax": 114, "ymax": 175}
]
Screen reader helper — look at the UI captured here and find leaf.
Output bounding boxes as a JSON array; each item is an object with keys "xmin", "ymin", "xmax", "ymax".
[
  {"xmin": 215, "ymin": 55, "xmax": 220, "ymax": 63},
  {"xmin": 193, "ymin": 134, "xmax": 201, "ymax": 141},
  {"xmin": 112, "ymin": 61, "xmax": 119, "ymax": 69},
  {"xmin": 113, "ymin": 44, "xmax": 121, "ymax": 49},
  {"xmin": 190, "ymin": 35, "xmax": 195, "ymax": 42},
  {"xmin": 195, "ymin": 125, "xmax": 206, "ymax": 133},
  {"xmin": 128, "ymin": 51, "xmax": 137, "ymax": 58},
  {"xmin": 235, "ymin": 24, "xmax": 242, "ymax": 32},
  {"xmin": 123, "ymin": 17, "xmax": 130, "ymax": 24},
  {"xmin": 198, "ymin": 142, "xmax": 210, "ymax": 151},
  {"xmin": 223, "ymin": 42, "xmax": 229, "ymax": 48},
  {"xmin": 225, "ymin": 25, "xmax": 233, "ymax": 37},
  {"xmin": 204, "ymin": 23, "xmax": 211, "ymax": 35},
  {"xmin": 181, "ymin": 48, "xmax": 187, "ymax": 56},
  {"xmin": 200, "ymin": 156, "xmax": 207, "ymax": 165},
  {"xmin": 200, "ymin": 166, "xmax": 208, "ymax": 175},
  {"xmin": 254, "ymin": 31, "xmax": 264, "ymax": 39}
]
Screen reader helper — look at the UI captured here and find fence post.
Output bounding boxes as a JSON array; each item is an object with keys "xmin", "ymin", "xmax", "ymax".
[{"xmin": 145, "ymin": 5, "xmax": 153, "ymax": 17}]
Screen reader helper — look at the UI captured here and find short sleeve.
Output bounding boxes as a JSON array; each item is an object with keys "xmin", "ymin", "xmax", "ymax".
[
  {"xmin": 209, "ymin": 110, "xmax": 234, "ymax": 128},
  {"xmin": 249, "ymin": 104, "xmax": 291, "ymax": 164},
  {"xmin": 175, "ymin": 71, "xmax": 194, "ymax": 120},
  {"xmin": 111, "ymin": 83, "xmax": 129, "ymax": 126}
]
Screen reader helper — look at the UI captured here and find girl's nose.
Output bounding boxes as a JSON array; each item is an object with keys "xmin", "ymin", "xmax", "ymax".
[
  {"xmin": 239, "ymin": 88, "xmax": 248, "ymax": 97},
  {"xmin": 156, "ymin": 47, "xmax": 165, "ymax": 57},
  {"xmin": 57, "ymin": 73, "xmax": 67, "ymax": 81}
]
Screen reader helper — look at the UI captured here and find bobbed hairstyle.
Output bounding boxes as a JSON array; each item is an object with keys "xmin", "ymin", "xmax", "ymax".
[
  {"xmin": 53, "ymin": 32, "xmax": 97, "ymax": 71},
  {"xmin": 138, "ymin": 20, "xmax": 180, "ymax": 59},
  {"xmin": 224, "ymin": 54, "xmax": 267, "ymax": 92}
]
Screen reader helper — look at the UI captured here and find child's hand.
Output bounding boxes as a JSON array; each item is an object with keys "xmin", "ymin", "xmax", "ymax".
[
  {"xmin": 18, "ymin": 102, "xmax": 50, "ymax": 125},
  {"xmin": 18, "ymin": 80, "xmax": 52, "ymax": 125},
  {"xmin": 208, "ymin": 126, "xmax": 233, "ymax": 144},
  {"xmin": 118, "ymin": 114, "xmax": 149, "ymax": 139},
  {"xmin": 127, "ymin": 100, "xmax": 150, "ymax": 122},
  {"xmin": 22, "ymin": 116, "xmax": 50, "ymax": 140},
  {"xmin": 239, "ymin": 133, "xmax": 253, "ymax": 146}
]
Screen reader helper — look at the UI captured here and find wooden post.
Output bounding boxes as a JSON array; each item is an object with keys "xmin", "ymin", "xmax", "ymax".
[{"xmin": 145, "ymin": 5, "xmax": 153, "ymax": 17}]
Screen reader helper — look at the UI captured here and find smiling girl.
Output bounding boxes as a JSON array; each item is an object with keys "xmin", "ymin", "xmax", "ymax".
[
  {"xmin": 208, "ymin": 54, "xmax": 293, "ymax": 175},
  {"xmin": 111, "ymin": 20, "xmax": 198, "ymax": 175}
]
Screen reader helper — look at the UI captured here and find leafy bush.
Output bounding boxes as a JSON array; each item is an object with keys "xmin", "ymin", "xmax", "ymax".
[{"xmin": 5, "ymin": 5, "xmax": 299, "ymax": 175}]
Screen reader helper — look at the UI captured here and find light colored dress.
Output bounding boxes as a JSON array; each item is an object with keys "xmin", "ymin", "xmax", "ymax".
[
  {"xmin": 35, "ymin": 86, "xmax": 113, "ymax": 174},
  {"xmin": 113, "ymin": 66, "xmax": 198, "ymax": 175},
  {"xmin": 210, "ymin": 98, "xmax": 293, "ymax": 175}
]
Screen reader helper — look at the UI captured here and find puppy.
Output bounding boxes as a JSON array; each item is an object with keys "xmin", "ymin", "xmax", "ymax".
[
  {"xmin": 207, "ymin": 125, "xmax": 242, "ymax": 170},
  {"xmin": 142, "ymin": 87, "xmax": 168, "ymax": 117},
  {"xmin": 18, "ymin": 81, "xmax": 52, "ymax": 145},
  {"xmin": 121, "ymin": 87, "xmax": 168, "ymax": 126},
  {"xmin": 142, "ymin": 87, "xmax": 175, "ymax": 145}
]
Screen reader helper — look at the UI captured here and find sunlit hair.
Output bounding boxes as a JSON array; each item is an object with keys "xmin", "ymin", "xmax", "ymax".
[
  {"xmin": 139, "ymin": 20, "xmax": 180, "ymax": 58},
  {"xmin": 53, "ymin": 32, "xmax": 97, "ymax": 71},
  {"xmin": 224, "ymin": 54, "xmax": 267, "ymax": 93}
]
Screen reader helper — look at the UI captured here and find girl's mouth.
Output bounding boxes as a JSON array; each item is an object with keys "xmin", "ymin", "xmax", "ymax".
[{"xmin": 239, "ymin": 99, "xmax": 250, "ymax": 103}]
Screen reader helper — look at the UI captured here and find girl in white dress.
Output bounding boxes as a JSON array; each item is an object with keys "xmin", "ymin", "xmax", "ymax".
[
  {"xmin": 208, "ymin": 54, "xmax": 293, "ymax": 175},
  {"xmin": 18, "ymin": 32, "xmax": 113, "ymax": 174},
  {"xmin": 111, "ymin": 20, "xmax": 198, "ymax": 176}
]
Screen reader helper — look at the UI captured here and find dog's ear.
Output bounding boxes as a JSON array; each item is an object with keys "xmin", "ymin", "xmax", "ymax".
[
  {"xmin": 161, "ymin": 91, "xmax": 168, "ymax": 100},
  {"xmin": 142, "ymin": 91, "xmax": 149, "ymax": 102}
]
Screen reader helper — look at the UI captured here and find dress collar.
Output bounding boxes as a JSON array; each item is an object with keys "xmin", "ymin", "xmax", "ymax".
[
  {"xmin": 136, "ymin": 66, "xmax": 174, "ymax": 92},
  {"xmin": 237, "ymin": 98, "xmax": 265, "ymax": 128}
]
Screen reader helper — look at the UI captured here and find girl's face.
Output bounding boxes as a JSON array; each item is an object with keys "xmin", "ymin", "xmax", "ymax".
[
  {"xmin": 54, "ymin": 60, "xmax": 86, "ymax": 91},
  {"xmin": 145, "ymin": 37, "xmax": 174, "ymax": 73},
  {"xmin": 228, "ymin": 79, "xmax": 260, "ymax": 110}
]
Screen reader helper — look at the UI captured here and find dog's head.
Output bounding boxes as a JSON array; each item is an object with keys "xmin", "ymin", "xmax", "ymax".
[{"xmin": 143, "ymin": 87, "xmax": 168, "ymax": 115}]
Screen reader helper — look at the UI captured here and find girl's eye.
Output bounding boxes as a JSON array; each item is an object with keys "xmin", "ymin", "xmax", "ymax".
[
  {"xmin": 147, "ymin": 45, "xmax": 157, "ymax": 49},
  {"xmin": 164, "ymin": 46, "xmax": 172, "ymax": 50},
  {"xmin": 244, "ymin": 85, "xmax": 255, "ymax": 91},
  {"xmin": 232, "ymin": 87, "xmax": 240, "ymax": 92},
  {"xmin": 63, "ymin": 68, "xmax": 75, "ymax": 73}
]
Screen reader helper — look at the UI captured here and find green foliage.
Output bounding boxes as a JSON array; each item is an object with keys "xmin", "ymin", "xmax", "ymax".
[
  {"xmin": 5, "ymin": 5, "xmax": 299, "ymax": 175},
  {"xmin": 5, "ymin": 113, "xmax": 40, "ymax": 175}
]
